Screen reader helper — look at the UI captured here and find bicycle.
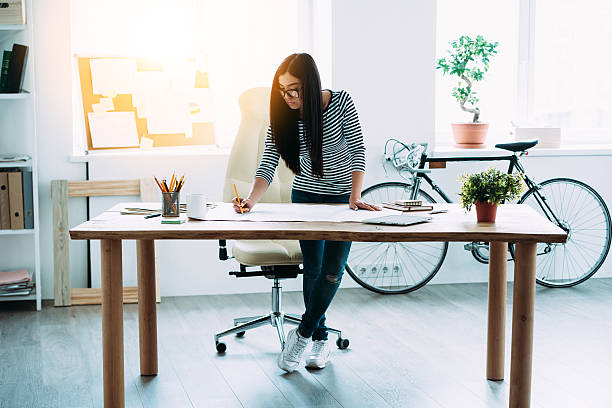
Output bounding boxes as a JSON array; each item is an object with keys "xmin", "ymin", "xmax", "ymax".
[{"xmin": 346, "ymin": 139, "xmax": 612, "ymax": 294}]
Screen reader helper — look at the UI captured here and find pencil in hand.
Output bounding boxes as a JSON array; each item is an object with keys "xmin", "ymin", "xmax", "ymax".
[{"xmin": 233, "ymin": 183, "xmax": 243, "ymax": 214}]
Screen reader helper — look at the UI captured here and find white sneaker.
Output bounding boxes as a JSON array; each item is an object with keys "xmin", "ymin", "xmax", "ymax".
[
  {"xmin": 305, "ymin": 340, "xmax": 331, "ymax": 369},
  {"xmin": 277, "ymin": 328, "xmax": 309, "ymax": 373}
]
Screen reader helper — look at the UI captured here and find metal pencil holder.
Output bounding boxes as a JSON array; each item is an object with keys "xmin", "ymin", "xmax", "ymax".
[{"xmin": 162, "ymin": 191, "xmax": 180, "ymax": 217}]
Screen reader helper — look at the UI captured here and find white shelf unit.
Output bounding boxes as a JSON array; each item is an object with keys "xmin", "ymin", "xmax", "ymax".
[
  {"xmin": 0, "ymin": 159, "xmax": 32, "ymax": 167},
  {"xmin": 0, "ymin": 229, "xmax": 35, "ymax": 236},
  {"xmin": 0, "ymin": 0, "xmax": 41, "ymax": 310},
  {"xmin": 0, "ymin": 90, "xmax": 30, "ymax": 99},
  {"xmin": 0, "ymin": 24, "xmax": 26, "ymax": 31},
  {"xmin": 0, "ymin": 291, "xmax": 36, "ymax": 302}
]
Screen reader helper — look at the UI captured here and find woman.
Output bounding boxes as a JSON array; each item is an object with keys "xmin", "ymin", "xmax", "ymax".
[{"xmin": 232, "ymin": 53, "xmax": 381, "ymax": 373}]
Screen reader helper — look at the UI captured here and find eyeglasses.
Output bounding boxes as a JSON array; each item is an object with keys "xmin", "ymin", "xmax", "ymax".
[{"xmin": 279, "ymin": 87, "xmax": 302, "ymax": 99}]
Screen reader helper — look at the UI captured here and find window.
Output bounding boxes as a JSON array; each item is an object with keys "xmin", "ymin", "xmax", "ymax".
[
  {"xmin": 436, "ymin": 0, "xmax": 519, "ymax": 147},
  {"xmin": 532, "ymin": 0, "xmax": 612, "ymax": 143},
  {"xmin": 436, "ymin": 0, "xmax": 612, "ymax": 147},
  {"xmin": 71, "ymin": 0, "xmax": 331, "ymax": 153}
]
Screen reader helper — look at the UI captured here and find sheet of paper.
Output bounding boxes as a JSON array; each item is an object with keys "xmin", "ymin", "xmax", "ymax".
[
  {"xmin": 132, "ymin": 71, "xmax": 170, "ymax": 118},
  {"xmin": 91, "ymin": 97, "xmax": 115, "ymax": 114},
  {"xmin": 90, "ymin": 58, "xmax": 137, "ymax": 95},
  {"xmin": 204, "ymin": 203, "xmax": 398, "ymax": 223},
  {"xmin": 187, "ymin": 88, "xmax": 214, "ymax": 122},
  {"xmin": 145, "ymin": 95, "xmax": 190, "ymax": 134},
  {"xmin": 0, "ymin": 269, "xmax": 31, "ymax": 285},
  {"xmin": 88, "ymin": 112, "xmax": 140, "ymax": 148}
]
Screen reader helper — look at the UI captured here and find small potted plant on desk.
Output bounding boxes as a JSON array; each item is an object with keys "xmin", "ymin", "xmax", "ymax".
[
  {"xmin": 459, "ymin": 168, "xmax": 524, "ymax": 223},
  {"xmin": 437, "ymin": 35, "xmax": 498, "ymax": 148}
]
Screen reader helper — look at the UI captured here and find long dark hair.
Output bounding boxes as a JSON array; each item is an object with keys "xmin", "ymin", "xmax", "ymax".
[{"xmin": 270, "ymin": 53, "xmax": 324, "ymax": 177}]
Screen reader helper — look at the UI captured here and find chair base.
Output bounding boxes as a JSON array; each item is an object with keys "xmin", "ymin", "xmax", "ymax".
[{"xmin": 214, "ymin": 278, "xmax": 346, "ymax": 353}]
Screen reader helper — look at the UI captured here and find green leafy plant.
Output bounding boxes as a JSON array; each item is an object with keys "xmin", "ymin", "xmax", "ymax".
[
  {"xmin": 458, "ymin": 168, "xmax": 524, "ymax": 211},
  {"xmin": 436, "ymin": 35, "xmax": 499, "ymax": 123}
]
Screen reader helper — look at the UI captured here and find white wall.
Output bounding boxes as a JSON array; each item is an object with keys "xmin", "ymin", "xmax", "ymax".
[
  {"xmin": 35, "ymin": 0, "xmax": 88, "ymax": 299},
  {"xmin": 331, "ymin": 0, "xmax": 437, "ymax": 189},
  {"xmin": 34, "ymin": 1, "xmax": 611, "ymax": 300}
]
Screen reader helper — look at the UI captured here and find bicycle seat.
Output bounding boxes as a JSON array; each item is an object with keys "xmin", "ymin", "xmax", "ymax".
[{"xmin": 495, "ymin": 139, "xmax": 538, "ymax": 152}]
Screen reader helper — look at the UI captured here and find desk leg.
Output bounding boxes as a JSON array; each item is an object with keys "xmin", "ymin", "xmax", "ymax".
[
  {"xmin": 509, "ymin": 242, "xmax": 537, "ymax": 408},
  {"xmin": 101, "ymin": 239, "xmax": 124, "ymax": 408},
  {"xmin": 487, "ymin": 241, "xmax": 507, "ymax": 381},
  {"xmin": 137, "ymin": 239, "xmax": 158, "ymax": 376}
]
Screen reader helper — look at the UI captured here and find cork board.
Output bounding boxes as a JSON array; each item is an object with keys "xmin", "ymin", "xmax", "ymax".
[{"xmin": 77, "ymin": 57, "xmax": 215, "ymax": 150}]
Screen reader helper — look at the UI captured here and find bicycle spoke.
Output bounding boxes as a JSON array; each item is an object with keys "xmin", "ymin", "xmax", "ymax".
[
  {"xmin": 537, "ymin": 247, "xmax": 555, "ymax": 281},
  {"xmin": 564, "ymin": 184, "xmax": 586, "ymax": 224},
  {"xmin": 393, "ymin": 245, "xmax": 411, "ymax": 289},
  {"xmin": 345, "ymin": 182, "xmax": 448, "ymax": 293},
  {"xmin": 521, "ymin": 178, "xmax": 611, "ymax": 287},
  {"xmin": 397, "ymin": 245, "xmax": 428, "ymax": 285}
]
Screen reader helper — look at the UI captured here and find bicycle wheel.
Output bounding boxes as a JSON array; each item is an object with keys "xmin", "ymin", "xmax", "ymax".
[
  {"xmin": 511, "ymin": 178, "xmax": 611, "ymax": 287},
  {"xmin": 345, "ymin": 182, "xmax": 448, "ymax": 294}
]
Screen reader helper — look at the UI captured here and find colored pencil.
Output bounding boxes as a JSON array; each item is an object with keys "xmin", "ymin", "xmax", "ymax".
[
  {"xmin": 233, "ymin": 183, "xmax": 243, "ymax": 214},
  {"xmin": 153, "ymin": 176, "xmax": 164, "ymax": 192}
]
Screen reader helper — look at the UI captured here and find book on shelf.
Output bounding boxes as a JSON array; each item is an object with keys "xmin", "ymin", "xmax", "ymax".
[
  {"xmin": 0, "ymin": 50, "xmax": 11, "ymax": 92},
  {"xmin": 3, "ymin": 43, "xmax": 27, "ymax": 93},
  {"xmin": 21, "ymin": 169, "xmax": 33, "ymax": 228},
  {"xmin": 0, "ymin": 171, "xmax": 9, "ymax": 228},
  {"xmin": 0, "ymin": 268, "xmax": 34, "ymax": 296},
  {"xmin": 0, "ymin": 168, "xmax": 32, "ymax": 229},
  {"xmin": 7, "ymin": 170, "xmax": 23, "ymax": 228}
]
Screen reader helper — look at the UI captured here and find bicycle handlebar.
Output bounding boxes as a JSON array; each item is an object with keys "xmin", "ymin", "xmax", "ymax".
[{"xmin": 383, "ymin": 139, "xmax": 431, "ymax": 174}]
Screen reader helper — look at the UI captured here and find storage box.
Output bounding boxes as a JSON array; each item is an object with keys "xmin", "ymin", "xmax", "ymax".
[
  {"xmin": 0, "ymin": 0, "xmax": 25, "ymax": 25},
  {"xmin": 514, "ymin": 127, "xmax": 561, "ymax": 149}
]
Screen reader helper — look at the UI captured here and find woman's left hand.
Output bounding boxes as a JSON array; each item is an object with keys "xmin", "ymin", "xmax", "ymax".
[{"xmin": 349, "ymin": 196, "xmax": 382, "ymax": 211}]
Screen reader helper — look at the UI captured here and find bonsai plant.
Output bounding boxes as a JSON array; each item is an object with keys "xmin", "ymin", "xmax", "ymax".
[
  {"xmin": 458, "ymin": 167, "xmax": 524, "ymax": 222},
  {"xmin": 437, "ymin": 35, "xmax": 498, "ymax": 148}
]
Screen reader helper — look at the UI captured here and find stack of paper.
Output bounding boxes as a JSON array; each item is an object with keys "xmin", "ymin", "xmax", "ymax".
[
  {"xmin": 0, "ymin": 154, "xmax": 30, "ymax": 163},
  {"xmin": 0, "ymin": 269, "xmax": 34, "ymax": 296}
]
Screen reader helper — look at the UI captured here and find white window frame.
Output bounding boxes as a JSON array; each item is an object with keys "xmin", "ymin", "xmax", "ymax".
[
  {"xmin": 518, "ymin": 0, "xmax": 612, "ymax": 147},
  {"xmin": 517, "ymin": 0, "xmax": 535, "ymax": 126},
  {"xmin": 436, "ymin": 0, "xmax": 612, "ymax": 151}
]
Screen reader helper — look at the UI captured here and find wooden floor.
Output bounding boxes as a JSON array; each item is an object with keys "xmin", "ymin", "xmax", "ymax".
[{"xmin": 1, "ymin": 278, "xmax": 611, "ymax": 408}]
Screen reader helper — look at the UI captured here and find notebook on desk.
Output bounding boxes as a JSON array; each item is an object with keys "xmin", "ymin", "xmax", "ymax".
[
  {"xmin": 382, "ymin": 202, "xmax": 434, "ymax": 212},
  {"xmin": 361, "ymin": 215, "xmax": 432, "ymax": 226}
]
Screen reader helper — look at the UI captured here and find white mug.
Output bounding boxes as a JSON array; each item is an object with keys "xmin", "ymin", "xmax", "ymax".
[{"xmin": 187, "ymin": 193, "xmax": 209, "ymax": 220}]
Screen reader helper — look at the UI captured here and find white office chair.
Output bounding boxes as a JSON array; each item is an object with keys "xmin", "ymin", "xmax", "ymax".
[{"xmin": 214, "ymin": 87, "xmax": 348, "ymax": 353}]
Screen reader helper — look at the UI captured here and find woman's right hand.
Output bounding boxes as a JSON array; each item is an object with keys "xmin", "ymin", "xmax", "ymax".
[{"xmin": 232, "ymin": 197, "xmax": 255, "ymax": 213}]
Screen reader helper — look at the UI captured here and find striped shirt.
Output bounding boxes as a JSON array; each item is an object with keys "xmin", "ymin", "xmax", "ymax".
[{"xmin": 255, "ymin": 90, "xmax": 366, "ymax": 195}]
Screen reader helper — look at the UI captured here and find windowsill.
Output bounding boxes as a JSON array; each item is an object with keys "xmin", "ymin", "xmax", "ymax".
[
  {"xmin": 432, "ymin": 143, "xmax": 612, "ymax": 157},
  {"xmin": 70, "ymin": 145, "xmax": 232, "ymax": 162}
]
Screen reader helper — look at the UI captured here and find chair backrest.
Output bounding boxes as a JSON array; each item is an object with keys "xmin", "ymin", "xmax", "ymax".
[{"xmin": 223, "ymin": 87, "xmax": 294, "ymax": 204}]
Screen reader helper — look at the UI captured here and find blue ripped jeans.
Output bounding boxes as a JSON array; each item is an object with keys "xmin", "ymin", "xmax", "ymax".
[{"xmin": 291, "ymin": 189, "xmax": 352, "ymax": 341}]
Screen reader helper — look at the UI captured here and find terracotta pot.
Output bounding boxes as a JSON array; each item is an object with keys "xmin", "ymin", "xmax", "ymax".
[
  {"xmin": 475, "ymin": 201, "xmax": 498, "ymax": 223},
  {"xmin": 451, "ymin": 123, "xmax": 489, "ymax": 148}
]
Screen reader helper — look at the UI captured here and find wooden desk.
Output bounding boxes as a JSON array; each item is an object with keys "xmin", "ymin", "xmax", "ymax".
[{"xmin": 70, "ymin": 203, "xmax": 566, "ymax": 408}]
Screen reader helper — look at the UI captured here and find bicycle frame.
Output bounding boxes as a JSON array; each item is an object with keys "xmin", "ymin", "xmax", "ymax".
[
  {"xmin": 406, "ymin": 150, "xmax": 565, "ymax": 230},
  {"xmin": 361, "ymin": 139, "xmax": 610, "ymax": 289}
]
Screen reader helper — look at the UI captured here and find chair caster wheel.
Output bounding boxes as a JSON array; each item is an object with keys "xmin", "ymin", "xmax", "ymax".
[
  {"xmin": 236, "ymin": 331, "xmax": 245, "ymax": 338},
  {"xmin": 336, "ymin": 337, "xmax": 349, "ymax": 349},
  {"xmin": 216, "ymin": 341, "xmax": 227, "ymax": 353}
]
